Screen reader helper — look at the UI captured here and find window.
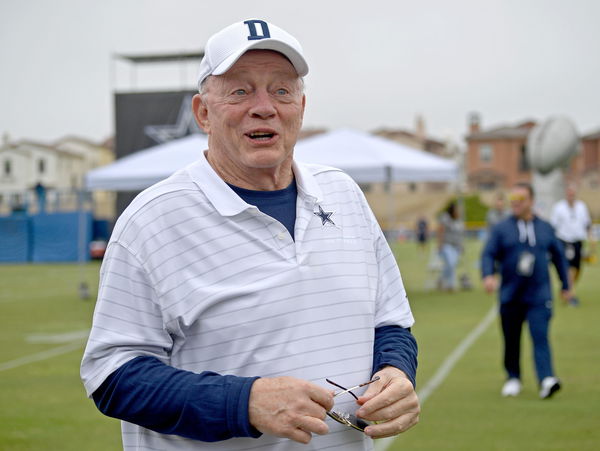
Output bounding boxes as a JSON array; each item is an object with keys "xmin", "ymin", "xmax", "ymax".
[
  {"xmin": 519, "ymin": 145, "xmax": 530, "ymax": 172},
  {"xmin": 478, "ymin": 182, "xmax": 496, "ymax": 191},
  {"xmin": 38, "ymin": 158, "xmax": 46, "ymax": 174},
  {"xmin": 479, "ymin": 144, "xmax": 493, "ymax": 162}
]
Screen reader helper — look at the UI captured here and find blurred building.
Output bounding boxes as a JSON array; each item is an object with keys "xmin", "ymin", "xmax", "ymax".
[
  {"xmin": 465, "ymin": 113, "xmax": 599, "ymax": 192},
  {"xmin": 373, "ymin": 115, "xmax": 449, "ymax": 157},
  {"xmin": 569, "ymin": 129, "xmax": 600, "ymax": 189},
  {"xmin": 0, "ymin": 134, "xmax": 114, "ymax": 217},
  {"xmin": 464, "ymin": 114, "xmax": 536, "ymax": 191},
  {"xmin": 373, "ymin": 115, "xmax": 455, "ymax": 197}
]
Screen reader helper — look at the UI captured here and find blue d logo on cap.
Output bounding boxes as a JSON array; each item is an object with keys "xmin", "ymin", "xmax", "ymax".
[{"xmin": 244, "ymin": 20, "xmax": 270, "ymax": 40}]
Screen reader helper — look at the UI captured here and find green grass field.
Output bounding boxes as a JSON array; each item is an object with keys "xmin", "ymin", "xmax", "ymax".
[{"xmin": 1, "ymin": 240, "xmax": 599, "ymax": 450}]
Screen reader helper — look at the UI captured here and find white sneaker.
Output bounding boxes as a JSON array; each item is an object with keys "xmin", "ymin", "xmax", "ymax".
[
  {"xmin": 539, "ymin": 377, "xmax": 561, "ymax": 399},
  {"xmin": 501, "ymin": 378, "xmax": 521, "ymax": 397}
]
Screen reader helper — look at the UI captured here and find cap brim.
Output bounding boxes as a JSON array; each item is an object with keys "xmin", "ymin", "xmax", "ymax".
[{"xmin": 211, "ymin": 39, "xmax": 308, "ymax": 78}]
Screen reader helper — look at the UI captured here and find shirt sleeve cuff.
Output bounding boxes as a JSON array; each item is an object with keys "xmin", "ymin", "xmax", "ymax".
[{"xmin": 226, "ymin": 376, "xmax": 262, "ymax": 439}]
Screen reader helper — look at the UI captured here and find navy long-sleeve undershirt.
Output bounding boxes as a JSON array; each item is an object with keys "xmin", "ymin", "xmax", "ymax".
[{"xmin": 92, "ymin": 325, "xmax": 417, "ymax": 442}]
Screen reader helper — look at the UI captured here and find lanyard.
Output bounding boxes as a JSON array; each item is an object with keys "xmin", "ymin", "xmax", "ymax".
[{"xmin": 517, "ymin": 219, "xmax": 536, "ymax": 247}]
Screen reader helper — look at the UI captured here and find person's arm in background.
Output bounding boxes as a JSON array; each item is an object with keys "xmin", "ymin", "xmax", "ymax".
[
  {"xmin": 437, "ymin": 219, "xmax": 445, "ymax": 251},
  {"xmin": 549, "ymin": 227, "xmax": 572, "ymax": 301},
  {"xmin": 583, "ymin": 202, "xmax": 596, "ymax": 254},
  {"xmin": 481, "ymin": 224, "xmax": 500, "ymax": 293}
]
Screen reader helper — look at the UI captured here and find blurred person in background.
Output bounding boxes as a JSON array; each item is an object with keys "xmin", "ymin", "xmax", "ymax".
[
  {"xmin": 437, "ymin": 201, "xmax": 463, "ymax": 292},
  {"xmin": 550, "ymin": 183, "xmax": 594, "ymax": 306},
  {"xmin": 485, "ymin": 192, "xmax": 509, "ymax": 234},
  {"xmin": 415, "ymin": 215, "xmax": 429, "ymax": 252},
  {"xmin": 482, "ymin": 183, "xmax": 571, "ymax": 399}
]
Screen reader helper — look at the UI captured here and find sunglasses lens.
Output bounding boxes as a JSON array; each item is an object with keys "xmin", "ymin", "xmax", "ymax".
[{"xmin": 327, "ymin": 410, "xmax": 370, "ymax": 432}]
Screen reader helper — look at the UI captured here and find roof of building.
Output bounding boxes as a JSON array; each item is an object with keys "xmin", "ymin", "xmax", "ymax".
[
  {"xmin": 372, "ymin": 128, "xmax": 445, "ymax": 146},
  {"xmin": 115, "ymin": 51, "xmax": 204, "ymax": 64},
  {"xmin": 583, "ymin": 129, "xmax": 600, "ymax": 140},
  {"xmin": 2, "ymin": 140, "xmax": 84, "ymax": 159},
  {"xmin": 467, "ymin": 120, "xmax": 537, "ymax": 141}
]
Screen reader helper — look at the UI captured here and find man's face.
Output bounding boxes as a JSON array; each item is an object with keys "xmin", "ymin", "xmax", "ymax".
[
  {"xmin": 566, "ymin": 186, "xmax": 576, "ymax": 203},
  {"xmin": 509, "ymin": 187, "xmax": 532, "ymax": 219},
  {"xmin": 193, "ymin": 50, "xmax": 305, "ymax": 177}
]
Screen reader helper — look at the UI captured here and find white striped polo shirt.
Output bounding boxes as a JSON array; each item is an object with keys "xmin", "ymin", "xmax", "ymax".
[{"xmin": 81, "ymin": 151, "xmax": 414, "ymax": 451}]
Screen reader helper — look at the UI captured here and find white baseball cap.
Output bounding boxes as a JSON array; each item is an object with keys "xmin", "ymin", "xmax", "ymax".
[{"xmin": 197, "ymin": 19, "xmax": 308, "ymax": 89}]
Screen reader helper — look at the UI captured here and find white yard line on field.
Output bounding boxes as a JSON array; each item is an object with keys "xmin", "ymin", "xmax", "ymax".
[
  {"xmin": 0, "ymin": 341, "xmax": 85, "ymax": 372},
  {"xmin": 374, "ymin": 304, "xmax": 497, "ymax": 451},
  {"xmin": 26, "ymin": 330, "xmax": 89, "ymax": 344}
]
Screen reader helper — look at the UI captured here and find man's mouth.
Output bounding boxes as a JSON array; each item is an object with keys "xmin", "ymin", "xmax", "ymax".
[{"xmin": 247, "ymin": 131, "xmax": 276, "ymax": 141}]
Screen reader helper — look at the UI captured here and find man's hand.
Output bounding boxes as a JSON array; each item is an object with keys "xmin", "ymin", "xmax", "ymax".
[
  {"xmin": 248, "ymin": 376, "xmax": 334, "ymax": 444},
  {"xmin": 355, "ymin": 366, "xmax": 420, "ymax": 438},
  {"xmin": 560, "ymin": 289, "xmax": 572, "ymax": 302},
  {"xmin": 483, "ymin": 275, "xmax": 497, "ymax": 294}
]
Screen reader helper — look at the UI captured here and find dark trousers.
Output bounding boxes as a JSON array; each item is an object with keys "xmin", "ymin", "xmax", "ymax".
[{"xmin": 500, "ymin": 300, "xmax": 554, "ymax": 384}]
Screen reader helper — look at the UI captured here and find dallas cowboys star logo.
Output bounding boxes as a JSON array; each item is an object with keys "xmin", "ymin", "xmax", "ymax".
[
  {"xmin": 314, "ymin": 205, "xmax": 335, "ymax": 226},
  {"xmin": 144, "ymin": 95, "xmax": 202, "ymax": 144}
]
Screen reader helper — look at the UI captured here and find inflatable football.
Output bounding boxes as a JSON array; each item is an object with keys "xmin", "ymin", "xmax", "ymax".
[{"xmin": 526, "ymin": 116, "xmax": 579, "ymax": 175}]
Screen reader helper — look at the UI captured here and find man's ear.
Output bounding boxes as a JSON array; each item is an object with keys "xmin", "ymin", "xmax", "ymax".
[{"xmin": 192, "ymin": 94, "xmax": 210, "ymax": 134}]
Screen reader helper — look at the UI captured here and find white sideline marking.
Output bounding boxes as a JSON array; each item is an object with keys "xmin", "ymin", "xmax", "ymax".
[
  {"xmin": 374, "ymin": 304, "xmax": 497, "ymax": 451},
  {"xmin": 26, "ymin": 330, "xmax": 89, "ymax": 344},
  {"xmin": 0, "ymin": 341, "xmax": 85, "ymax": 372}
]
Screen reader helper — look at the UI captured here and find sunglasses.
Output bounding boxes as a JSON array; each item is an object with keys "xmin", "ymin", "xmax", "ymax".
[
  {"xmin": 325, "ymin": 376, "xmax": 380, "ymax": 432},
  {"xmin": 509, "ymin": 194, "xmax": 527, "ymax": 202}
]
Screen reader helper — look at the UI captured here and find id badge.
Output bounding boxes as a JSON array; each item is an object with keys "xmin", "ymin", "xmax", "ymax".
[{"xmin": 517, "ymin": 251, "xmax": 535, "ymax": 277}]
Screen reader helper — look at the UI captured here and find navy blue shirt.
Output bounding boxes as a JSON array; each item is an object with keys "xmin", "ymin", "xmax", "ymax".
[
  {"xmin": 481, "ymin": 215, "xmax": 570, "ymax": 304},
  {"xmin": 228, "ymin": 181, "xmax": 297, "ymax": 240}
]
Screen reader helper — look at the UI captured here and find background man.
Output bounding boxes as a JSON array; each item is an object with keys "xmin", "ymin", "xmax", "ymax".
[
  {"xmin": 481, "ymin": 183, "xmax": 570, "ymax": 399},
  {"xmin": 81, "ymin": 19, "xmax": 419, "ymax": 450},
  {"xmin": 485, "ymin": 192, "xmax": 509, "ymax": 233},
  {"xmin": 550, "ymin": 183, "xmax": 594, "ymax": 306}
]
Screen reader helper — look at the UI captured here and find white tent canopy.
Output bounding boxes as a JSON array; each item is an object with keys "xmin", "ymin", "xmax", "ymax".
[
  {"xmin": 86, "ymin": 134, "xmax": 209, "ymax": 191},
  {"xmin": 85, "ymin": 129, "xmax": 457, "ymax": 191},
  {"xmin": 294, "ymin": 128, "xmax": 457, "ymax": 183}
]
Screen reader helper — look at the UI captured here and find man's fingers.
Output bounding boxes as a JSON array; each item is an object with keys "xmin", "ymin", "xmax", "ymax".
[
  {"xmin": 357, "ymin": 377, "xmax": 413, "ymax": 417},
  {"xmin": 298, "ymin": 415, "xmax": 330, "ymax": 436},
  {"xmin": 358, "ymin": 378, "xmax": 386, "ymax": 404},
  {"xmin": 310, "ymin": 386, "xmax": 335, "ymax": 411},
  {"xmin": 248, "ymin": 376, "xmax": 334, "ymax": 444},
  {"xmin": 287, "ymin": 428, "xmax": 312, "ymax": 445},
  {"xmin": 363, "ymin": 410, "xmax": 420, "ymax": 438}
]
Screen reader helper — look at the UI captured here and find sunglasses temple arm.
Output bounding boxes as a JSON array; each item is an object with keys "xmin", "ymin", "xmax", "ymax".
[{"xmin": 333, "ymin": 376, "xmax": 380, "ymax": 397}]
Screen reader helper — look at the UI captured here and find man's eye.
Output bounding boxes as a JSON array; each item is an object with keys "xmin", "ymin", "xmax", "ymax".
[
  {"xmin": 233, "ymin": 89, "xmax": 247, "ymax": 95},
  {"xmin": 275, "ymin": 88, "xmax": 289, "ymax": 95}
]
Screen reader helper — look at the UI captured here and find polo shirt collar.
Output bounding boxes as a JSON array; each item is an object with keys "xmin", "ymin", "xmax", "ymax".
[
  {"xmin": 292, "ymin": 160, "xmax": 323, "ymax": 203},
  {"xmin": 186, "ymin": 151, "xmax": 249, "ymax": 217},
  {"xmin": 186, "ymin": 151, "xmax": 323, "ymax": 216}
]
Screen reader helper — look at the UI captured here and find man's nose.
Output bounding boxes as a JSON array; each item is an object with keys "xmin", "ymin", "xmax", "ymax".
[{"xmin": 248, "ymin": 90, "xmax": 276, "ymax": 119}]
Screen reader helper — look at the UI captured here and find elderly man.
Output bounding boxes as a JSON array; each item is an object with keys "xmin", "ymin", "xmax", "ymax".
[
  {"xmin": 81, "ymin": 19, "xmax": 419, "ymax": 450},
  {"xmin": 482, "ymin": 183, "xmax": 570, "ymax": 399}
]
